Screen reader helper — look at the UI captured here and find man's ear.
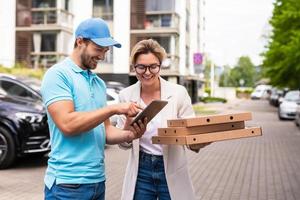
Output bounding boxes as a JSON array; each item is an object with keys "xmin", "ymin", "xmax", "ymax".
[{"xmin": 76, "ymin": 37, "xmax": 86, "ymax": 48}]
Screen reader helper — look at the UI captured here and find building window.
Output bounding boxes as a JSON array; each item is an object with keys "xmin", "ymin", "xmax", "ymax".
[
  {"xmin": 65, "ymin": 0, "xmax": 70, "ymax": 11},
  {"xmin": 186, "ymin": 45, "xmax": 190, "ymax": 68},
  {"xmin": 145, "ymin": 14, "xmax": 172, "ymax": 28},
  {"xmin": 32, "ymin": 0, "xmax": 56, "ymax": 8},
  {"xmin": 161, "ymin": 15, "xmax": 171, "ymax": 27},
  {"xmin": 103, "ymin": 47, "xmax": 113, "ymax": 64},
  {"xmin": 32, "ymin": 10, "xmax": 57, "ymax": 24},
  {"xmin": 146, "ymin": 0, "xmax": 175, "ymax": 12},
  {"xmin": 186, "ymin": 9, "xmax": 190, "ymax": 32},
  {"xmin": 93, "ymin": 0, "xmax": 114, "ymax": 20},
  {"xmin": 41, "ymin": 33, "xmax": 56, "ymax": 52},
  {"xmin": 151, "ymin": 37, "xmax": 170, "ymax": 53}
]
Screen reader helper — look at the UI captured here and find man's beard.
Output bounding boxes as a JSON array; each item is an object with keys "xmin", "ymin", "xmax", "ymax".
[{"xmin": 80, "ymin": 52, "xmax": 97, "ymax": 70}]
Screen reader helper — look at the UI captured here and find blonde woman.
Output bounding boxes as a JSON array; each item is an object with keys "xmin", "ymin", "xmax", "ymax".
[{"xmin": 117, "ymin": 39, "xmax": 208, "ymax": 200}]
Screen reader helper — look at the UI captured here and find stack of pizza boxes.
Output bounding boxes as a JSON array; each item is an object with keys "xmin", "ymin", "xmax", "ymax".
[{"xmin": 152, "ymin": 112, "xmax": 262, "ymax": 145}]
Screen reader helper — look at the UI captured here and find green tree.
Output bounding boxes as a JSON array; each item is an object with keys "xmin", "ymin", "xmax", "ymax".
[
  {"xmin": 262, "ymin": 0, "xmax": 300, "ymax": 89},
  {"xmin": 203, "ymin": 58, "xmax": 213, "ymax": 88},
  {"xmin": 219, "ymin": 65, "xmax": 231, "ymax": 87},
  {"xmin": 219, "ymin": 56, "xmax": 257, "ymax": 87}
]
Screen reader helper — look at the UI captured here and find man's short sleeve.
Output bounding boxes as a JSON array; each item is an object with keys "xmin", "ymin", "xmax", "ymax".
[{"xmin": 41, "ymin": 67, "xmax": 73, "ymax": 108}]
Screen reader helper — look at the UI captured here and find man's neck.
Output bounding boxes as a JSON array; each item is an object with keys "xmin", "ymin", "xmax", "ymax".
[{"xmin": 70, "ymin": 50, "xmax": 85, "ymax": 70}]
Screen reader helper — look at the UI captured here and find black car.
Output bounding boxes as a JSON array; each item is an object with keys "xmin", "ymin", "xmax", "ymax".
[
  {"xmin": 269, "ymin": 88, "xmax": 283, "ymax": 107},
  {"xmin": 0, "ymin": 73, "xmax": 42, "ymax": 100},
  {"xmin": 0, "ymin": 74, "xmax": 49, "ymax": 169}
]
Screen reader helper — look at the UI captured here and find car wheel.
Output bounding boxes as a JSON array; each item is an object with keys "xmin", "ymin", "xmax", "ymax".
[{"xmin": 0, "ymin": 126, "xmax": 16, "ymax": 169}]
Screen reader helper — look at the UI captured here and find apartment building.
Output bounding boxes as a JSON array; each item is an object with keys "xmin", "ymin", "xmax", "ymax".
[{"xmin": 0, "ymin": 0, "xmax": 204, "ymax": 102}]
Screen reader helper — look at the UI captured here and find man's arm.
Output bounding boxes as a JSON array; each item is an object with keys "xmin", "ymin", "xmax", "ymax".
[{"xmin": 47, "ymin": 100, "xmax": 141, "ymax": 136}]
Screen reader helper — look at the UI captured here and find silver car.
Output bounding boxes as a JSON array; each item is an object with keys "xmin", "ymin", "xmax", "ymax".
[
  {"xmin": 295, "ymin": 103, "xmax": 300, "ymax": 127},
  {"xmin": 106, "ymin": 88, "xmax": 119, "ymax": 126},
  {"xmin": 278, "ymin": 90, "xmax": 300, "ymax": 120}
]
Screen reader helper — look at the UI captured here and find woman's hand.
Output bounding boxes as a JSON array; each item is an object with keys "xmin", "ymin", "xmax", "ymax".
[
  {"xmin": 124, "ymin": 117, "xmax": 148, "ymax": 142},
  {"xmin": 188, "ymin": 142, "xmax": 212, "ymax": 153}
]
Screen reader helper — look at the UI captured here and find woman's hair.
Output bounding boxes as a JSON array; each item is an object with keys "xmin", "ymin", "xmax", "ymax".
[{"xmin": 130, "ymin": 39, "xmax": 167, "ymax": 65}]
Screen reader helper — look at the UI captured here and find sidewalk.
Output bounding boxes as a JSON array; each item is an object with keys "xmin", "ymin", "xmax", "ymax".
[
  {"xmin": 1, "ymin": 100, "xmax": 299, "ymax": 200},
  {"xmin": 193, "ymin": 98, "xmax": 248, "ymax": 114}
]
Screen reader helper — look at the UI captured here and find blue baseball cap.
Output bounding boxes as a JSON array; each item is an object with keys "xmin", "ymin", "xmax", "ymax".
[{"xmin": 75, "ymin": 18, "xmax": 121, "ymax": 48}]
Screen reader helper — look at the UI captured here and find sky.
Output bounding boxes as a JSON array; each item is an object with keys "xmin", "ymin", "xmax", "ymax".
[{"xmin": 203, "ymin": 0, "xmax": 275, "ymax": 67}]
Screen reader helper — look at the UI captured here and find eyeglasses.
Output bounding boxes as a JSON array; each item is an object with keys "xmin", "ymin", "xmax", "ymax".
[{"xmin": 134, "ymin": 64, "xmax": 161, "ymax": 74}]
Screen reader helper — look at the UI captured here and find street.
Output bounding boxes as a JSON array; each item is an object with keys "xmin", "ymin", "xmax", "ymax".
[{"xmin": 0, "ymin": 99, "xmax": 300, "ymax": 200}]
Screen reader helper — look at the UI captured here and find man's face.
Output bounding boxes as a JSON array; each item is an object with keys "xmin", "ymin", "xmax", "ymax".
[{"xmin": 79, "ymin": 39, "xmax": 109, "ymax": 70}]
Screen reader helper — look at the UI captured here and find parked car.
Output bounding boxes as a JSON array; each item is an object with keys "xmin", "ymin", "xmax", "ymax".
[
  {"xmin": 251, "ymin": 85, "xmax": 272, "ymax": 100},
  {"xmin": 295, "ymin": 101, "xmax": 300, "ymax": 127},
  {"xmin": 1, "ymin": 73, "xmax": 121, "ymax": 125},
  {"xmin": 106, "ymin": 81, "xmax": 126, "ymax": 93},
  {"xmin": 0, "ymin": 74, "xmax": 42, "ymax": 101},
  {"xmin": 278, "ymin": 90, "xmax": 300, "ymax": 120},
  {"xmin": 277, "ymin": 88, "xmax": 290, "ymax": 105},
  {"xmin": 269, "ymin": 88, "xmax": 284, "ymax": 107},
  {"xmin": 106, "ymin": 88, "xmax": 119, "ymax": 126},
  {"xmin": 0, "ymin": 92, "xmax": 50, "ymax": 169},
  {"xmin": 0, "ymin": 73, "xmax": 122, "ymax": 168}
]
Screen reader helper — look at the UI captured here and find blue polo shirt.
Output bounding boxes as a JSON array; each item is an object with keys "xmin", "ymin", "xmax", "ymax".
[{"xmin": 41, "ymin": 57, "xmax": 107, "ymax": 189}]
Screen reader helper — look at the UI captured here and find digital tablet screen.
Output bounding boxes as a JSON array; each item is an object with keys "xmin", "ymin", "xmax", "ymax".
[{"xmin": 131, "ymin": 100, "xmax": 168, "ymax": 125}]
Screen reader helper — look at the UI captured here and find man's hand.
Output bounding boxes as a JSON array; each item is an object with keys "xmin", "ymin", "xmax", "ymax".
[{"xmin": 113, "ymin": 102, "xmax": 142, "ymax": 117}]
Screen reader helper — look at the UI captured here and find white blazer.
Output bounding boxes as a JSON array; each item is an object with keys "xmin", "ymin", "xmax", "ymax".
[{"xmin": 117, "ymin": 77, "xmax": 197, "ymax": 200}]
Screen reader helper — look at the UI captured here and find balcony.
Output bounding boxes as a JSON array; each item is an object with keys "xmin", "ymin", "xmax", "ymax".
[
  {"xmin": 16, "ymin": 8, "xmax": 73, "ymax": 33},
  {"xmin": 131, "ymin": 11, "xmax": 179, "ymax": 35},
  {"xmin": 31, "ymin": 52, "xmax": 68, "ymax": 68},
  {"xmin": 160, "ymin": 54, "xmax": 180, "ymax": 75},
  {"xmin": 93, "ymin": 12, "xmax": 113, "ymax": 21}
]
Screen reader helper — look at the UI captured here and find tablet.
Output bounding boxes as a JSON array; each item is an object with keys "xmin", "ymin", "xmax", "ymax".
[{"xmin": 131, "ymin": 100, "xmax": 168, "ymax": 125}]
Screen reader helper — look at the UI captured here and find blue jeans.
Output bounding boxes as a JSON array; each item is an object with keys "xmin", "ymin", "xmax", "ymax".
[
  {"xmin": 134, "ymin": 151, "xmax": 171, "ymax": 200},
  {"xmin": 44, "ymin": 181, "xmax": 105, "ymax": 200}
]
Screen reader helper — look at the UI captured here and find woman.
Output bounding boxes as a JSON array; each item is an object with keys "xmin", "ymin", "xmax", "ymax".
[{"xmin": 117, "ymin": 39, "xmax": 206, "ymax": 200}]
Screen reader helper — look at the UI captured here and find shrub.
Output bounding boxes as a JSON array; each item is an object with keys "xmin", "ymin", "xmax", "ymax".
[
  {"xmin": 204, "ymin": 87, "xmax": 211, "ymax": 95},
  {"xmin": 193, "ymin": 104, "xmax": 218, "ymax": 115},
  {"xmin": 236, "ymin": 87, "xmax": 253, "ymax": 99},
  {"xmin": 236, "ymin": 87, "xmax": 253, "ymax": 94},
  {"xmin": 0, "ymin": 64, "xmax": 46, "ymax": 80},
  {"xmin": 201, "ymin": 97, "xmax": 227, "ymax": 103}
]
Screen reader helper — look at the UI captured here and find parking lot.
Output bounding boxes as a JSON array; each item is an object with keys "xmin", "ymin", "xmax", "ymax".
[{"xmin": 0, "ymin": 99, "xmax": 300, "ymax": 200}]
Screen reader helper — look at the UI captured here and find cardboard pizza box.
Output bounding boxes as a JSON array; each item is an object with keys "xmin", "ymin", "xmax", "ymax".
[
  {"xmin": 158, "ymin": 121, "xmax": 245, "ymax": 136},
  {"xmin": 152, "ymin": 127, "xmax": 262, "ymax": 145},
  {"xmin": 167, "ymin": 112, "xmax": 252, "ymax": 127}
]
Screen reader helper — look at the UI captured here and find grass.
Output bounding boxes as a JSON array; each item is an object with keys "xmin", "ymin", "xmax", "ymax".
[
  {"xmin": 193, "ymin": 104, "xmax": 218, "ymax": 116},
  {"xmin": 0, "ymin": 64, "xmax": 46, "ymax": 80},
  {"xmin": 201, "ymin": 96, "xmax": 227, "ymax": 103}
]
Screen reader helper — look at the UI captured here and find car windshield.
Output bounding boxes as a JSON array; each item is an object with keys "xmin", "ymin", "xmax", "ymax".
[
  {"xmin": 18, "ymin": 77, "xmax": 41, "ymax": 93},
  {"xmin": 284, "ymin": 91, "xmax": 300, "ymax": 102}
]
